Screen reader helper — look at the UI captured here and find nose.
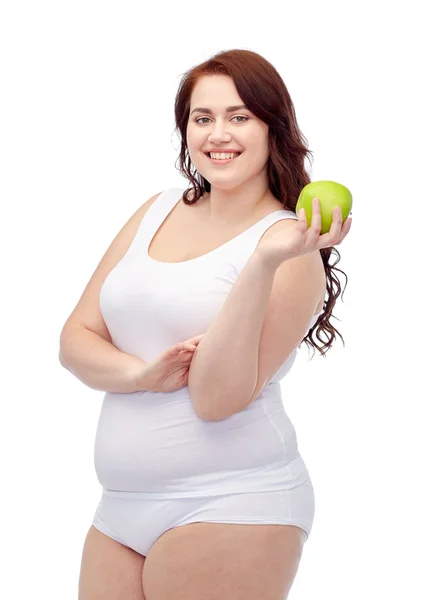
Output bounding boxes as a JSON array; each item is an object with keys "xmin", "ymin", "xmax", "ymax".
[{"xmin": 208, "ymin": 120, "xmax": 232, "ymax": 144}]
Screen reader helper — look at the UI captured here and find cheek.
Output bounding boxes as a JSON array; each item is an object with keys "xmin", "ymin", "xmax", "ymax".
[
  {"xmin": 250, "ymin": 136, "xmax": 270, "ymax": 163},
  {"xmin": 187, "ymin": 130, "xmax": 205, "ymax": 153},
  {"xmin": 241, "ymin": 128, "xmax": 268, "ymax": 153}
]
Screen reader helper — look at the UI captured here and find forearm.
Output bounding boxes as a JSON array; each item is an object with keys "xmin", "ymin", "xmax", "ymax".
[
  {"xmin": 188, "ymin": 252, "xmax": 277, "ymax": 420},
  {"xmin": 59, "ymin": 326, "xmax": 148, "ymax": 393}
]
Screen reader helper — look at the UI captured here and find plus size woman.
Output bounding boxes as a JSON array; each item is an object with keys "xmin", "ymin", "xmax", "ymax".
[{"xmin": 60, "ymin": 49, "xmax": 351, "ymax": 600}]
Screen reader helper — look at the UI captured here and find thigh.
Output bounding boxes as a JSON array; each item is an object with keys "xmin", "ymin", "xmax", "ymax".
[
  {"xmin": 78, "ymin": 526, "xmax": 146, "ymax": 600},
  {"xmin": 142, "ymin": 521, "xmax": 305, "ymax": 600}
]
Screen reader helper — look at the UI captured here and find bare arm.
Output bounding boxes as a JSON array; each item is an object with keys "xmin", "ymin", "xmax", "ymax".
[
  {"xmin": 188, "ymin": 253, "xmax": 275, "ymax": 419},
  {"xmin": 59, "ymin": 326, "xmax": 147, "ymax": 393},
  {"xmin": 188, "ymin": 220, "xmax": 325, "ymax": 421},
  {"xmin": 58, "ymin": 191, "xmax": 161, "ymax": 394}
]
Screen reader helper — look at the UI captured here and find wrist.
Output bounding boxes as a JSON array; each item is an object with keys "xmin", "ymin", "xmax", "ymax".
[{"xmin": 129, "ymin": 358, "xmax": 150, "ymax": 392}]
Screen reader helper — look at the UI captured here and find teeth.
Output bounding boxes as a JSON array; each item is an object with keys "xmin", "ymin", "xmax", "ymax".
[{"xmin": 209, "ymin": 152, "xmax": 240, "ymax": 160}]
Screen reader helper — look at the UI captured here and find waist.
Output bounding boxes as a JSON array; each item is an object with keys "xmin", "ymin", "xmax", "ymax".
[
  {"xmin": 100, "ymin": 458, "xmax": 310, "ymax": 499},
  {"xmin": 93, "ymin": 388, "xmax": 306, "ymax": 496}
]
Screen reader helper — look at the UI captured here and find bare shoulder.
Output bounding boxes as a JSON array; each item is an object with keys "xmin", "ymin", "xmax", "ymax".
[
  {"xmin": 258, "ymin": 216, "xmax": 326, "ymax": 298},
  {"xmin": 256, "ymin": 215, "xmax": 299, "ymax": 247},
  {"xmin": 261, "ymin": 214, "xmax": 298, "ymax": 233},
  {"xmin": 258, "ymin": 215, "xmax": 320, "ymax": 254},
  {"xmin": 60, "ymin": 191, "xmax": 163, "ymax": 344}
]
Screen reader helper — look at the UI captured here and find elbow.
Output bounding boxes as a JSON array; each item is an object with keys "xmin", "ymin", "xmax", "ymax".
[
  {"xmin": 59, "ymin": 350, "xmax": 69, "ymax": 370},
  {"xmin": 195, "ymin": 407, "xmax": 218, "ymax": 422},
  {"xmin": 59, "ymin": 328, "xmax": 69, "ymax": 367},
  {"xmin": 59, "ymin": 332, "xmax": 72, "ymax": 370},
  {"xmin": 191, "ymin": 392, "xmax": 217, "ymax": 422},
  {"xmin": 192, "ymin": 393, "xmax": 244, "ymax": 422},
  {"xmin": 190, "ymin": 388, "xmax": 223, "ymax": 422},
  {"xmin": 59, "ymin": 324, "xmax": 79, "ymax": 369},
  {"xmin": 59, "ymin": 346, "xmax": 67, "ymax": 367},
  {"xmin": 188, "ymin": 358, "xmax": 242, "ymax": 421},
  {"xmin": 195, "ymin": 406, "xmax": 226, "ymax": 422},
  {"xmin": 188, "ymin": 375, "xmax": 226, "ymax": 421},
  {"xmin": 188, "ymin": 373, "xmax": 250, "ymax": 421}
]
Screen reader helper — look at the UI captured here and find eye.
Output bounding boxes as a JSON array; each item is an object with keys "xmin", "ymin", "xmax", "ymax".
[{"xmin": 195, "ymin": 116, "xmax": 249, "ymax": 124}]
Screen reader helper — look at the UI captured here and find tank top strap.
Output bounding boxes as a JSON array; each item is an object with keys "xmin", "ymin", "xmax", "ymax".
[
  {"xmin": 126, "ymin": 188, "xmax": 183, "ymax": 256},
  {"xmin": 124, "ymin": 187, "xmax": 298, "ymax": 269},
  {"xmin": 228, "ymin": 209, "xmax": 298, "ymax": 275}
]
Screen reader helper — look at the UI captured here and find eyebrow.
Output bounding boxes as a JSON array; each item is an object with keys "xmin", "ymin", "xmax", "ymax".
[{"xmin": 190, "ymin": 104, "xmax": 248, "ymax": 116}]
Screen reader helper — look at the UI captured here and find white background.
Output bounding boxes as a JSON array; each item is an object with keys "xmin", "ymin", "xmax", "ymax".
[{"xmin": 1, "ymin": 1, "xmax": 426, "ymax": 598}]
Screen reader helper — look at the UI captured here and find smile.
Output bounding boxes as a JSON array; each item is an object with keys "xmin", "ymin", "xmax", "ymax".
[{"xmin": 205, "ymin": 152, "xmax": 242, "ymax": 165}]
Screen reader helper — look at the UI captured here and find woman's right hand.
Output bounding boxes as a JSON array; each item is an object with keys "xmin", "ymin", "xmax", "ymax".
[{"xmin": 137, "ymin": 334, "xmax": 204, "ymax": 393}]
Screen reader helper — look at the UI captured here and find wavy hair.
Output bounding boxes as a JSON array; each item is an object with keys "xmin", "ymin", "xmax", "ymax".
[{"xmin": 173, "ymin": 49, "xmax": 348, "ymax": 358}]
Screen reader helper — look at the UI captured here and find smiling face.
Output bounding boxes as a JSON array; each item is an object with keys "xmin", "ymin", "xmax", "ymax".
[{"xmin": 186, "ymin": 75, "xmax": 270, "ymax": 191}]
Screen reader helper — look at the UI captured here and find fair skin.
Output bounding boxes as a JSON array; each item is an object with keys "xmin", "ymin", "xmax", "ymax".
[
  {"xmin": 77, "ymin": 74, "xmax": 350, "ymax": 600},
  {"xmin": 186, "ymin": 74, "xmax": 282, "ymax": 225}
]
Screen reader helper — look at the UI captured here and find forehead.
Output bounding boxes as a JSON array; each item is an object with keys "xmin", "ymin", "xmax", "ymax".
[{"xmin": 190, "ymin": 74, "xmax": 242, "ymax": 107}]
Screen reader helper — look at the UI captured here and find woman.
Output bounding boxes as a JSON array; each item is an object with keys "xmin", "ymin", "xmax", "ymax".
[{"xmin": 60, "ymin": 49, "xmax": 351, "ymax": 600}]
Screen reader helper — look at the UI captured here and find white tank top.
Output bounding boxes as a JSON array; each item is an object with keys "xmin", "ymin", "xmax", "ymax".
[{"xmin": 94, "ymin": 188, "xmax": 322, "ymax": 498}]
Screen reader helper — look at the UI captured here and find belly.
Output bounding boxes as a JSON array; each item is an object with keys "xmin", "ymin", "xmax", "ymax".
[{"xmin": 93, "ymin": 388, "xmax": 304, "ymax": 495}]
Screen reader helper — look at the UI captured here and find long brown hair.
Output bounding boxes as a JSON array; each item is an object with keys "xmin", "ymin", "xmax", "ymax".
[{"xmin": 173, "ymin": 49, "xmax": 348, "ymax": 358}]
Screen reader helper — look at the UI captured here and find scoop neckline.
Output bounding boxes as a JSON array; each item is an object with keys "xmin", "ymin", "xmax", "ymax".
[
  {"xmin": 144, "ymin": 192, "xmax": 323, "ymax": 318},
  {"xmin": 145, "ymin": 204, "xmax": 293, "ymax": 266}
]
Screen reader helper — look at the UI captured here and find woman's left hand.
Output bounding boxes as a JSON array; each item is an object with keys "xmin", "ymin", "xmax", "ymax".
[{"xmin": 255, "ymin": 197, "xmax": 352, "ymax": 269}]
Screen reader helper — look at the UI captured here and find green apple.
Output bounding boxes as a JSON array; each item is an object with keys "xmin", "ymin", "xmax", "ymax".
[{"xmin": 296, "ymin": 180, "xmax": 352, "ymax": 234}]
